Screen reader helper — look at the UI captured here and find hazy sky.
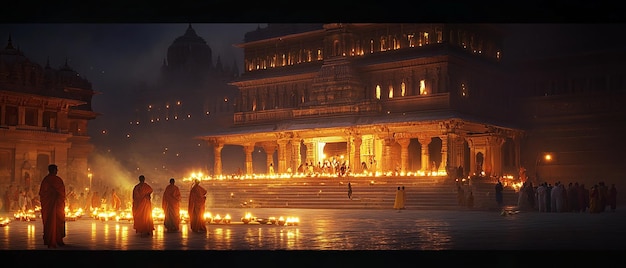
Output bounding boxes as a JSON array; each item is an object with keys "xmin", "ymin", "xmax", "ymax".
[{"xmin": 0, "ymin": 23, "xmax": 263, "ymax": 112}]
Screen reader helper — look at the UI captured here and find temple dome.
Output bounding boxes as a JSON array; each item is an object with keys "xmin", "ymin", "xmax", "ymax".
[{"xmin": 165, "ymin": 24, "xmax": 212, "ymax": 73}]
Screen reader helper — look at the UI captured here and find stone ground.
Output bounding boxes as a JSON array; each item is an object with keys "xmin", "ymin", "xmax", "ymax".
[{"xmin": 1, "ymin": 207, "xmax": 625, "ymax": 266}]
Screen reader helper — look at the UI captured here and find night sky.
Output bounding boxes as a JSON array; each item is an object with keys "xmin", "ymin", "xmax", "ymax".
[{"xmin": 1, "ymin": 23, "xmax": 625, "ymax": 187}]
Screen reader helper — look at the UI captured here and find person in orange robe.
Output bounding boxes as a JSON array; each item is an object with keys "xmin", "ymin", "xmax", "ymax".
[
  {"xmin": 188, "ymin": 179, "xmax": 207, "ymax": 233},
  {"xmin": 110, "ymin": 189, "xmax": 122, "ymax": 211},
  {"xmin": 132, "ymin": 175, "xmax": 154, "ymax": 237},
  {"xmin": 38, "ymin": 164, "xmax": 66, "ymax": 248},
  {"xmin": 162, "ymin": 178, "xmax": 181, "ymax": 233}
]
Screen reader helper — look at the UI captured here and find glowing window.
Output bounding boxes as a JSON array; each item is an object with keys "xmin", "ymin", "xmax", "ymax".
[
  {"xmin": 380, "ymin": 37, "xmax": 387, "ymax": 51},
  {"xmin": 388, "ymin": 85, "xmax": 394, "ymax": 99},
  {"xmin": 408, "ymin": 34, "xmax": 415, "ymax": 47},
  {"xmin": 401, "ymin": 82, "xmax": 406, "ymax": 96},
  {"xmin": 375, "ymin": 85, "xmax": 381, "ymax": 99},
  {"xmin": 420, "ymin": 80, "xmax": 427, "ymax": 95},
  {"xmin": 436, "ymin": 28, "xmax": 443, "ymax": 43}
]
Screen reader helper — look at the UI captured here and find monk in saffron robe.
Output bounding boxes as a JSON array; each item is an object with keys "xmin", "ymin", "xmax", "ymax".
[
  {"xmin": 162, "ymin": 178, "xmax": 181, "ymax": 232},
  {"xmin": 110, "ymin": 189, "xmax": 122, "ymax": 211},
  {"xmin": 38, "ymin": 164, "xmax": 66, "ymax": 248},
  {"xmin": 132, "ymin": 175, "xmax": 154, "ymax": 236},
  {"xmin": 188, "ymin": 179, "xmax": 207, "ymax": 233}
]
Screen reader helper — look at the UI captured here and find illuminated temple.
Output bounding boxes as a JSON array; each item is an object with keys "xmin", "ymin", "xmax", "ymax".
[
  {"xmin": 201, "ymin": 23, "xmax": 522, "ymax": 178},
  {"xmin": 200, "ymin": 23, "xmax": 626, "ymax": 192}
]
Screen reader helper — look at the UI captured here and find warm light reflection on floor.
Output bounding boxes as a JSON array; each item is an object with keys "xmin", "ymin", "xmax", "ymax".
[{"xmin": 27, "ymin": 224, "xmax": 36, "ymax": 250}]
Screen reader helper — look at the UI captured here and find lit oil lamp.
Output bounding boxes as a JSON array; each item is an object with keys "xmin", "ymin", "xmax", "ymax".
[
  {"xmin": 0, "ymin": 217, "xmax": 10, "ymax": 227},
  {"xmin": 203, "ymin": 212, "xmax": 212, "ymax": 224},
  {"xmin": 213, "ymin": 214, "xmax": 222, "ymax": 224},
  {"xmin": 241, "ymin": 212, "xmax": 252, "ymax": 224}
]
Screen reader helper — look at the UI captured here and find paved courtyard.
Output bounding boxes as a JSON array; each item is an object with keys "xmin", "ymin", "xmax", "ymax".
[{"xmin": 1, "ymin": 207, "xmax": 625, "ymax": 265}]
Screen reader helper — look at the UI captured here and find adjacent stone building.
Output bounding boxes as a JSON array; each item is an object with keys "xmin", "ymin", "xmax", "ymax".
[{"xmin": 0, "ymin": 36, "xmax": 99, "ymax": 196}]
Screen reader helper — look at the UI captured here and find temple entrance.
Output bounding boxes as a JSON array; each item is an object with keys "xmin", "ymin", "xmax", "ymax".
[
  {"xmin": 408, "ymin": 138, "xmax": 420, "ymax": 171},
  {"xmin": 322, "ymin": 142, "xmax": 348, "ymax": 166}
]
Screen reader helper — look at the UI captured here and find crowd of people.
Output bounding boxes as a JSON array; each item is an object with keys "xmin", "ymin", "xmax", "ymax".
[{"xmin": 514, "ymin": 180, "xmax": 617, "ymax": 213}]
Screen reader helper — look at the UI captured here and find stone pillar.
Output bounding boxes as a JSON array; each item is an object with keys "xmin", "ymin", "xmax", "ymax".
[
  {"xmin": 213, "ymin": 142, "xmax": 224, "ymax": 176},
  {"xmin": 0, "ymin": 105, "xmax": 5, "ymax": 125},
  {"xmin": 488, "ymin": 136, "xmax": 505, "ymax": 177},
  {"xmin": 291, "ymin": 140, "xmax": 302, "ymax": 173},
  {"xmin": 244, "ymin": 144, "xmax": 255, "ymax": 175},
  {"xmin": 353, "ymin": 136, "xmax": 362, "ymax": 173},
  {"xmin": 57, "ymin": 110, "xmax": 70, "ymax": 133},
  {"xmin": 439, "ymin": 135, "xmax": 448, "ymax": 174},
  {"xmin": 383, "ymin": 137, "xmax": 394, "ymax": 173},
  {"xmin": 37, "ymin": 109, "xmax": 44, "ymax": 127},
  {"xmin": 468, "ymin": 139, "xmax": 476, "ymax": 176},
  {"xmin": 18, "ymin": 106, "xmax": 25, "ymax": 125},
  {"xmin": 305, "ymin": 140, "xmax": 316, "ymax": 165},
  {"xmin": 277, "ymin": 139, "xmax": 288, "ymax": 174},
  {"xmin": 417, "ymin": 136, "xmax": 431, "ymax": 172},
  {"xmin": 396, "ymin": 137, "xmax": 411, "ymax": 174}
]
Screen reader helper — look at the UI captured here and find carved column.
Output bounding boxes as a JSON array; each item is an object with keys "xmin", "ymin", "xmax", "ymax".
[
  {"xmin": 244, "ymin": 144, "xmax": 255, "ymax": 175},
  {"xmin": 304, "ymin": 140, "xmax": 315, "ymax": 165},
  {"xmin": 291, "ymin": 140, "xmax": 301, "ymax": 173},
  {"xmin": 439, "ymin": 134, "xmax": 448, "ymax": 174},
  {"xmin": 417, "ymin": 136, "xmax": 431, "ymax": 172},
  {"xmin": 488, "ymin": 136, "xmax": 505, "ymax": 177},
  {"xmin": 277, "ymin": 139, "xmax": 288, "ymax": 174},
  {"xmin": 353, "ymin": 136, "xmax": 362, "ymax": 173},
  {"xmin": 396, "ymin": 137, "xmax": 411, "ymax": 174},
  {"xmin": 383, "ymin": 137, "xmax": 394, "ymax": 173},
  {"xmin": 213, "ymin": 142, "xmax": 224, "ymax": 176}
]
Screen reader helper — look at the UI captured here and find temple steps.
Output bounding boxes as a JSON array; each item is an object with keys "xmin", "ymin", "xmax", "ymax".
[{"xmin": 181, "ymin": 176, "xmax": 520, "ymax": 210}]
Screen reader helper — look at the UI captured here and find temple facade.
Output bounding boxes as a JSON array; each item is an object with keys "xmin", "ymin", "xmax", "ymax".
[
  {"xmin": 199, "ymin": 23, "xmax": 524, "ymax": 178},
  {"xmin": 0, "ymin": 36, "xmax": 99, "ymax": 194}
]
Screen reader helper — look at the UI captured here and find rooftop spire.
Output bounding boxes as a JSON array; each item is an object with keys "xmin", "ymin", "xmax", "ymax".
[{"xmin": 5, "ymin": 34, "xmax": 14, "ymax": 50}]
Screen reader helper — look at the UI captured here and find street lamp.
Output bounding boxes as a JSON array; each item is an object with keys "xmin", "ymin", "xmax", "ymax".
[{"xmin": 535, "ymin": 152, "xmax": 553, "ymax": 183}]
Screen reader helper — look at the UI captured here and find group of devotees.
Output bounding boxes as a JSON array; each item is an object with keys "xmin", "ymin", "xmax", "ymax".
[
  {"xmin": 38, "ymin": 164, "xmax": 209, "ymax": 248},
  {"xmin": 132, "ymin": 175, "xmax": 208, "ymax": 237}
]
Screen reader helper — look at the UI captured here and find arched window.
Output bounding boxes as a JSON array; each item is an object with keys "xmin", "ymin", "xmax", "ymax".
[
  {"xmin": 401, "ymin": 82, "xmax": 406, "ymax": 97},
  {"xmin": 333, "ymin": 40, "xmax": 341, "ymax": 56},
  {"xmin": 375, "ymin": 85, "xmax": 381, "ymax": 99},
  {"xmin": 388, "ymin": 85, "xmax": 394, "ymax": 99},
  {"xmin": 420, "ymin": 79, "xmax": 427, "ymax": 95}
]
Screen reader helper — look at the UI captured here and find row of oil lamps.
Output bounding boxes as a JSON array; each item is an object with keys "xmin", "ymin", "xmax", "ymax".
[{"xmin": 3, "ymin": 207, "xmax": 300, "ymax": 227}]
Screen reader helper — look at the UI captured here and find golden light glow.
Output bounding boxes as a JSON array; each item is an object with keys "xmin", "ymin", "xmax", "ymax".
[
  {"xmin": 544, "ymin": 154, "xmax": 552, "ymax": 161},
  {"xmin": 420, "ymin": 80, "xmax": 427, "ymax": 95}
]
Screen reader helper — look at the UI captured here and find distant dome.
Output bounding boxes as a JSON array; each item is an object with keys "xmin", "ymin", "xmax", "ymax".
[
  {"xmin": 166, "ymin": 24, "xmax": 212, "ymax": 72},
  {"xmin": 0, "ymin": 35, "xmax": 28, "ymax": 65}
]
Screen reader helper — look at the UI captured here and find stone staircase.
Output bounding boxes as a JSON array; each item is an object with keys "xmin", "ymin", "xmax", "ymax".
[{"xmin": 177, "ymin": 176, "xmax": 520, "ymax": 211}]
